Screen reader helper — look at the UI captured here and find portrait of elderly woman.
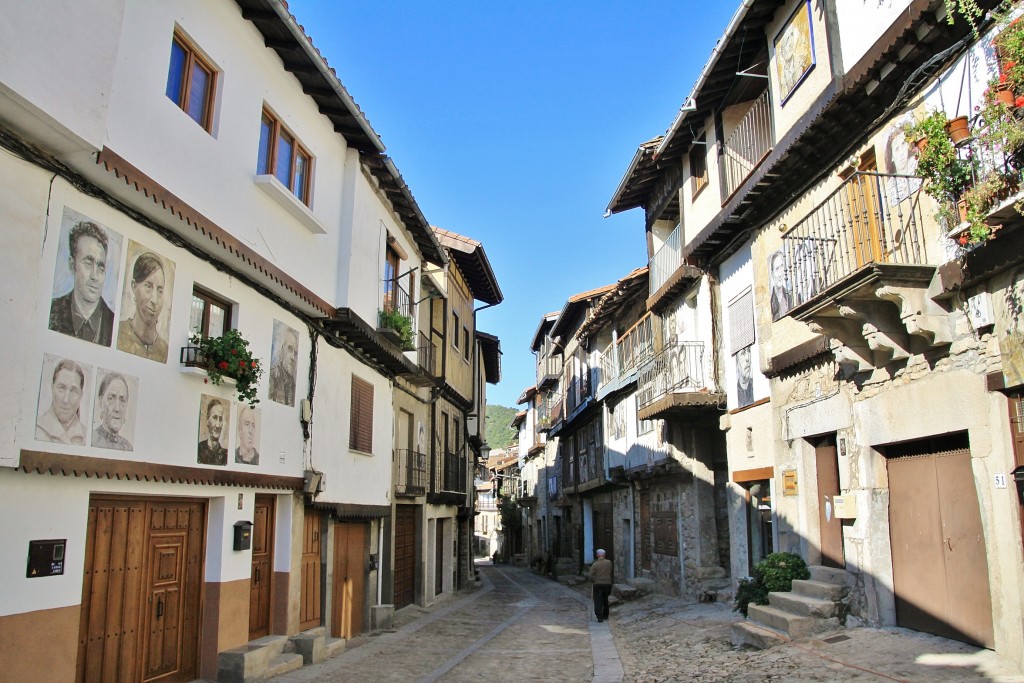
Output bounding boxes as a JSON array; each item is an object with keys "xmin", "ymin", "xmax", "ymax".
[
  {"xmin": 117, "ymin": 244, "xmax": 175, "ymax": 362},
  {"xmin": 92, "ymin": 369, "xmax": 138, "ymax": 451},
  {"xmin": 36, "ymin": 354, "xmax": 92, "ymax": 446}
]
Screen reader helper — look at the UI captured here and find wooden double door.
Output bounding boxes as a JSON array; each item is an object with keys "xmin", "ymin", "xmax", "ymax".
[{"xmin": 77, "ymin": 496, "xmax": 206, "ymax": 683}]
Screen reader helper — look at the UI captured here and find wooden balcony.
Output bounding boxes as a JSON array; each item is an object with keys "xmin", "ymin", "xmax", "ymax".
[
  {"xmin": 647, "ymin": 225, "xmax": 702, "ymax": 311},
  {"xmin": 723, "ymin": 89, "xmax": 773, "ymax": 200},
  {"xmin": 636, "ymin": 340, "xmax": 724, "ymax": 421},
  {"xmin": 537, "ymin": 354, "xmax": 562, "ymax": 390}
]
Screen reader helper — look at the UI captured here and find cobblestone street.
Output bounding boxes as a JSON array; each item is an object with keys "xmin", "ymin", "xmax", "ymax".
[{"xmin": 266, "ymin": 562, "xmax": 1024, "ymax": 682}]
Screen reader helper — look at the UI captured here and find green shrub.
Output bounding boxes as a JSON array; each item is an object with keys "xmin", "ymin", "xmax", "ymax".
[
  {"xmin": 378, "ymin": 308, "xmax": 415, "ymax": 351},
  {"xmin": 734, "ymin": 552, "xmax": 810, "ymax": 617}
]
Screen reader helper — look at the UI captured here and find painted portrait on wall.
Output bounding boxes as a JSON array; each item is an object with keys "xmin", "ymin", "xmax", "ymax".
[
  {"xmin": 735, "ymin": 345, "xmax": 754, "ymax": 408},
  {"xmin": 774, "ymin": 0, "xmax": 815, "ymax": 105},
  {"xmin": 36, "ymin": 353, "xmax": 93, "ymax": 446},
  {"xmin": 116, "ymin": 241, "xmax": 175, "ymax": 363},
  {"xmin": 999, "ymin": 269, "xmax": 1024, "ymax": 388},
  {"xmin": 48, "ymin": 208, "xmax": 123, "ymax": 347},
  {"xmin": 268, "ymin": 320, "xmax": 299, "ymax": 406},
  {"xmin": 769, "ymin": 249, "xmax": 792, "ymax": 321},
  {"xmin": 197, "ymin": 394, "xmax": 230, "ymax": 466},
  {"xmin": 91, "ymin": 368, "xmax": 139, "ymax": 451},
  {"xmin": 235, "ymin": 404, "xmax": 261, "ymax": 466}
]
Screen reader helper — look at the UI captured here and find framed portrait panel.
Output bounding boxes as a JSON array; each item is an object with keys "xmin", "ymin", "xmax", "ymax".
[
  {"xmin": 235, "ymin": 404, "xmax": 261, "ymax": 466},
  {"xmin": 269, "ymin": 320, "xmax": 299, "ymax": 406},
  {"xmin": 198, "ymin": 394, "xmax": 230, "ymax": 466},
  {"xmin": 36, "ymin": 353, "xmax": 93, "ymax": 446},
  {"xmin": 48, "ymin": 208, "xmax": 123, "ymax": 347},
  {"xmin": 774, "ymin": 0, "xmax": 815, "ymax": 105},
  {"xmin": 116, "ymin": 241, "xmax": 176, "ymax": 363},
  {"xmin": 91, "ymin": 368, "xmax": 139, "ymax": 451}
]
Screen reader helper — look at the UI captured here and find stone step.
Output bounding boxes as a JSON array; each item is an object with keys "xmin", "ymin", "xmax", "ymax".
[
  {"xmin": 747, "ymin": 604, "xmax": 818, "ymax": 639},
  {"xmin": 266, "ymin": 653, "xmax": 304, "ymax": 678},
  {"xmin": 730, "ymin": 620, "xmax": 790, "ymax": 650},
  {"xmin": 808, "ymin": 566, "xmax": 849, "ymax": 586},
  {"xmin": 612, "ymin": 583, "xmax": 639, "ymax": 601},
  {"xmin": 791, "ymin": 578, "xmax": 847, "ymax": 601},
  {"xmin": 768, "ymin": 591, "xmax": 836, "ymax": 618},
  {"xmin": 290, "ymin": 629, "xmax": 327, "ymax": 665},
  {"xmin": 324, "ymin": 636, "xmax": 346, "ymax": 658},
  {"xmin": 626, "ymin": 577, "xmax": 657, "ymax": 594},
  {"xmin": 217, "ymin": 635, "xmax": 291, "ymax": 682}
]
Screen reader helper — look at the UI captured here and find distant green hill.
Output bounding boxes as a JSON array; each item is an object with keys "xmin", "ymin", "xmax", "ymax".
[{"xmin": 486, "ymin": 404, "xmax": 519, "ymax": 450}]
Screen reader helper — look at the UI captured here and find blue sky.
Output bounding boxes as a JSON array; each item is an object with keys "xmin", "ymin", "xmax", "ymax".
[{"xmin": 288, "ymin": 1, "xmax": 738, "ymax": 408}]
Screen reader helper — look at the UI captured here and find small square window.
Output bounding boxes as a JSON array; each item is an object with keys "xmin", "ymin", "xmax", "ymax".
[
  {"xmin": 257, "ymin": 108, "xmax": 313, "ymax": 205},
  {"xmin": 166, "ymin": 31, "xmax": 217, "ymax": 131},
  {"xmin": 189, "ymin": 287, "xmax": 231, "ymax": 338}
]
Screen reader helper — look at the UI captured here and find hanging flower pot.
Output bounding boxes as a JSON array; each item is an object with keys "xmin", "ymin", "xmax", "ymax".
[
  {"xmin": 996, "ymin": 88, "xmax": 1016, "ymax": 108},
  {"xmin": 945, "ymin": 115, "xmax": 970, "ymax": 144}
]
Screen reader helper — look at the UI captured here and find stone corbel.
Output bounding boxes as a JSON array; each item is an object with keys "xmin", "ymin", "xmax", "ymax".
[
  {"xmin": 808, "ymin": 318, "xmax": 873, "ymax": 376},
  {"xmin": 874, "ymin": 285, "xmax": 952, "ymax": 347},
  {"xmin": 838, "ymin": 301, "xmax": 911, "ymax": 365}
]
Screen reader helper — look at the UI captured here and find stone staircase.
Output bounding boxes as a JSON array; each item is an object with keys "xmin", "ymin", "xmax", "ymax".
[
  {"xmin": 731, "ymin": 566, "xmax": 849, "ymax": 649},
  {"xmin": 216, "ymin": 627, "xmax": 346, "ymax": 682}
]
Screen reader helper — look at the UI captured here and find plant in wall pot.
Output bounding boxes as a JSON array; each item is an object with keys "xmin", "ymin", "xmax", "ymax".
[
  {"xmin": 378, "ymin": 308, "xmax": 415, "ymax": 351},
  {"xmin": 906, "ymin": 109, "xmax": 975, "ymax": 228},
  {"xmin": 189, "ymin": 329, "xmax": 264, "ymax": 406}
]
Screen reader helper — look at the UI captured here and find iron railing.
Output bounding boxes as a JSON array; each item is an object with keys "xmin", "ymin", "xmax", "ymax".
[
  {"xmin": 618, "ymin": 315, "xmax": 654, "ymax": 377},
  {"xmin": 780, "ymin": 171, "xmax": 926, "ymax": 310},
  {"xmin": 598, "ymin": 340, "xmax": 617, "ymax": 389},
  {"xmin": 382, "ymin": 278, "xmax": 412, "ymax": 319},
  {"xmin": 395, "ymin": 448, "xmax": 427, "ymax": 495},
  {"xmin": 432, "ymin": 450, "xmax": 467, "ymax": 495},
  {"xmin": 416, "ymin": 331, "xmax": 437, "ymax": 375},
  {"xmin": 649, "ymin": 225, "xmax": 682, "ymax": 296},
  {"xmin": 637, "ymin": 340, "xmax": 710, "ymax": 410},
  {"xmin": 536, "ymin": 394, "xmax": 552, "ymax": 431},
  {"xmin": 723, "ymin": 90, "xmax": 773, "ymax": 199}
]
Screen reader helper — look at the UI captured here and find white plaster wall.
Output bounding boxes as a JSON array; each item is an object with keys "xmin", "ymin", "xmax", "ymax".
[
  {"xmin": 0, "ymin": 0, "xmax": 124, "ymax": 153},
  {"xmin": 834, "ymin": 0, "xmax": 912, "ymax": 74},
  {"xmin": 720, "ymin": 240, "xmax": 768, "ymax": 407},
  {"xmin": 310, "ymin": 341, "xmax": 393, "ymax": 508}
]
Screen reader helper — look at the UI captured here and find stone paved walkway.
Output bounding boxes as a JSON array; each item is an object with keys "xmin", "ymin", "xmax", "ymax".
[{"xmin": 267, "ymin": 562, "xmax": 1024, "ymax": 682}]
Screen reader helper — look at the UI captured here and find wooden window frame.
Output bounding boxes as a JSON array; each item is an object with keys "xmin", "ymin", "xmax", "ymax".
[
  {"xmin": 462, "ymin": 327, "xmax": 470, "ymax": 361},
  {"xmin": 349, "ymin": 375, "xmax": 374, "ymax": 454},
  {"xmin": 258, "ymin": 108, "xmax": 314, "ymax": 206},
  {"xmin": 166, "ymin": 30, "xmax": 217, "ymax": 132},
  {"xmin": 190, "ymin": 286, "xmax": 231, "ymax": 338},
  {"xmin": 452, "ymin": 311, "xmax": 461, "ymax": 350},
  {"xmin": 690, "ymin": 136, "xmax": 709, "ymax": 198}
]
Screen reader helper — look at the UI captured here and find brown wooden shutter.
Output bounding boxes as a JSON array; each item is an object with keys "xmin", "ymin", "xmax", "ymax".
[{"xmin": 349, "ymin": 375, "xmax": 374, "ymax": 452}]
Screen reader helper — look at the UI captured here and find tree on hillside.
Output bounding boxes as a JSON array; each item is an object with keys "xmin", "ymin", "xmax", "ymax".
[{"xmin": 485, "ymin": 404, "xmax": 518, "ymax": 450}]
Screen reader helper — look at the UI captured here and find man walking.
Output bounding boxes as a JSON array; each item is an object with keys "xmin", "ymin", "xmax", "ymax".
[{"xmin": 589, "ymin": 548, "xmax": 612, "ymax": 623}]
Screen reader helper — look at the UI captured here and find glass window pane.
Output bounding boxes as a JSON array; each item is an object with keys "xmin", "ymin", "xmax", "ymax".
[
  {"xmin": 166, "ymin": 39, "xmax": 187, "ymax": 104},
  {"xmin": 187, "ymin": 62, "xmax": 210, "ymax": 126},
  {"xmin": 257, "ymin": 114, "xmax": 273, "ymax": 175},
  {"xmin": 293, "ymin": 151, "xmax": 308, "ymax": 202},
  {"xmin": 208, "ymin": 303, "xmax": 227, "ymax": 337},
  {"xmin": 189, "ymin": 294, "xmax": 205, "ymax": 336},
  {"xmin": 275, "ymin": 131, "xmax": 294, "ymax": 187}
]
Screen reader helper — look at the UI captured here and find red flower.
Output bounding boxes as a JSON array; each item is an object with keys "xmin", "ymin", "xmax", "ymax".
[
  {"xmin": 1015, "ymin": 95, "xmax": 1024, "ymax": 108},
  {"xmin": 239, "ymin": 360, "xmax": 247, "ymax": 369},
  {"xmin": 251, "ymin": 361, "xmax": 258, "ymax": 368},
  {"xmin": 1000, "ymin": 72, "xmax": 1009, "ymax": 85},
  {"xmin": 1007, "ymin": 61, "xmax": 1017, "ymax": 70},
  {"xmin": 218, "ymin": 361, "xmax": 229, "ymax": 370},
  {"xmin": 231, "ymin": 349, "xmax": 237, "ymax": 355},
  {"xmin": 958, "ymin": 234, "xmax": 969, "ymax": 246}
]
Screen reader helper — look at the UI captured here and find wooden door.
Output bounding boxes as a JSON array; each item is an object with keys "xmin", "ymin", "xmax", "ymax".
[
  {"xmin": 332, "ymin": 523, "xmax": 366, "ymax": 639},
  {"xmin": 843, "ymin": 153, "xmax": 884, "ymax": 268},
  {"xmin": 77, "ymin": 497, "xmax": 205, "ymax": 683},
  {"xmin": 435, "ymin": 519, "xmax": 445, "ymax": 595},
  {"xmin": 888, "ymin": 447, "xmax": 994, "ymax": 647},
  {"xmin": 593, "ymin": 501, "xmax": 613, "ymax": 561},
  {"xmin": 300, "ymin": 509, "xmax": 322, "ymax": 631},
  {"xmin": 249, "ymin": 495, "xmax": 275, "ymax": 640},
  {"xmin": 815, "ymin": 440, "xmax": 844, "ymax": 568},
  {"xmin": 394, "ymin": 505, "xmax": 416, "ymax": 609}
]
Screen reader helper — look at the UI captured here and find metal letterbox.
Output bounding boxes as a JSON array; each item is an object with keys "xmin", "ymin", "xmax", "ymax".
[{"xmin": 234, "ymin": 520, "xmax": 253, "ymax": 551}]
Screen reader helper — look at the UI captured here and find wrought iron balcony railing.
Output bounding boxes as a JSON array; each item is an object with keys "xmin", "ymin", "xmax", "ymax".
[
  {"xmin": 416, "ymin": 331, "xmax": 437, "ymax": 376},
  {"xmin": 598, "ymin": 340, "xmax": 617, "ymax": 389},
  {"xmin": 395, "ymin": 448, "xmax": 427, "ymax": 495},
  {"xmin": 649, "ymin": 225, "xmax": 682, "ymax": 296},
  {"xmin": 723, "ymin": 89, "xmax": 773, "ymax": 199},
  {"xmin": 780, "ymin": 171, "xmax": 927, "ymax": 310},
  {"xmin": 382, "ymin": 278, "xmax": 412, "ymax": 319},
  {"xmin": 637, "ymin": 340, "xmax": 710, "ymax": 410},
  {"xmin": 618, "ymin": 314, "xmax": 654, "ymax": 377},
  {"xmin": 431, "ymin": 450, "xmax": 468, "ymax": 495}
]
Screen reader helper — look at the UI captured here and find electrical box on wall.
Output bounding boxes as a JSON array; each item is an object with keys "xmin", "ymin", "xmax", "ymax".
[
  {"xmin": 967, "ymin": 291, "xmax": 994, "ymax": 329},
  {"xmin": 27, "ymin": 539, "xmax": 66, "ymax": 578},
  {"xmin": 832, "ymin": 495, "xmax": 858, "ymax": 519}
]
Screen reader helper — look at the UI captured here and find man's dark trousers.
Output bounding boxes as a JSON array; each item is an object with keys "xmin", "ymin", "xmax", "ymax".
[{"xmin": 593, "ymin": 584, "xmax": 612, "ymax": 621}]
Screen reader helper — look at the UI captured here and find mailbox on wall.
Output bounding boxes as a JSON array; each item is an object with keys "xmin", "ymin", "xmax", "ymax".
[{"xmin": 233, "ymin": 520, "xmax": 253, "ymax": 551}]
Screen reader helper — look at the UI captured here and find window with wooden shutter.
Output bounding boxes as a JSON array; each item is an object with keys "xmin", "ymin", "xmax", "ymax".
[
  {"xmin": 349, "ymin": 375, "xmax": 374, "ymax": 453},
  {"xmin": 728, "ymin": 288, "xmax": 755, "ymax": 354}
]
